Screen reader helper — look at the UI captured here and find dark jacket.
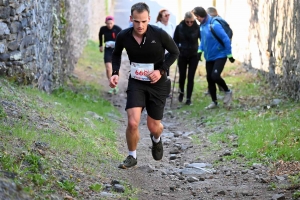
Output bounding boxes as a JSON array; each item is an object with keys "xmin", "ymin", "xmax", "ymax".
[{"xmin": 173, "ymin": 20, "xmax": 200, "ymax": 57}]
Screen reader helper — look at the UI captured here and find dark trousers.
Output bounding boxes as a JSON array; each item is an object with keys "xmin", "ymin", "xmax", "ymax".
[
  {"xmin": 178, "ymin": 54, "xmax": 198, "ymax": 100},
  {"xmin": 206, "ymin": 57, "xmax": 229, "ymax": 102}
]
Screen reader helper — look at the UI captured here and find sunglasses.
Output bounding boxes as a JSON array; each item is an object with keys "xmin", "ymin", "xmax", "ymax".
[
  {"xmin": 185, "ymin": 21, "xmax": 194, "ymax": 24},
  {"xmin": 164, "ymin": 14, "xmax": 170, "ymax": 17}
]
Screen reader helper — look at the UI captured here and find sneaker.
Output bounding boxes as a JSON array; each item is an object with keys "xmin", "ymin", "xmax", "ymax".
[
  {"xmin": 178, "ymin": 93, "xmax": 184, "ymax": 102},
  {"xmin": 150, "ymin": 134, "xmax": 163, "ymax": 161},
  {"xmin": 185, "ymin": 99, "xmax": 192, "ymax": 105},
  {"xmin": 108, "ymin": 88, "xmax": 114, "ymax": 94},
  {"xmin": 205, "ymin": 102, "xmax": 218, "ymax": 109},
  {"xmin": 113, "ymin": 87, "xmax": 119, "ymax": 94},
  {"xmin": 223, "ymin": 90, "xmax": 233, "ymax": 105},
  {"xmin": 118, "ymin": 155, "xmax": 137, "ymax": 169}
]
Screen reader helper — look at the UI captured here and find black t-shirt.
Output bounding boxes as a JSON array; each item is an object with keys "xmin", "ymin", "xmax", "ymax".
[
  {"xmin": 112, "ymin": 25, "xmax": 179, "ymax": 74},
  {"xmin": 98, "ymin": 25, "xmax": 122, "ymax": 47}
]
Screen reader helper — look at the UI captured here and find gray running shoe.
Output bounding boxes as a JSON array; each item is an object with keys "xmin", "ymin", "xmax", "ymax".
[
  {"xmin": 205, "ymin": 102, "xmax": 218, "ymax": 109},
  {"xmin": 223, "ymin": 90, "xmax": 233, "ymax": 105},
  {"xmin": 150, "ymin": 134, "xmax": 163, "ymax": 160},
  {"xmin": 118, "ymin": 155, "xmax": 137, "ymax": 169}
]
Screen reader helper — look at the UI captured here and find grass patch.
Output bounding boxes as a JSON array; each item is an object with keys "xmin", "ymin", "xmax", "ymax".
[
  {"xmin": 0, "ymin": 39, "xmax": 136, "ymax": 199},
  {"xmin": 172, "ymin": 62, "xmax": 300, "ymax": 163}
]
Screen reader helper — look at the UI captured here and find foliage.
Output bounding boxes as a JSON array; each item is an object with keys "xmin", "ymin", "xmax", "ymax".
[{"xmin": 179, "ymin": 62, "xmax": 300, "ymax": 163}]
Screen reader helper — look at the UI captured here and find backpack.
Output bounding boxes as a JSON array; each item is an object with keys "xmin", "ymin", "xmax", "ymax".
[{"xmin": 209, "ymin": 16, "xmax": 233, "ymax": 47}]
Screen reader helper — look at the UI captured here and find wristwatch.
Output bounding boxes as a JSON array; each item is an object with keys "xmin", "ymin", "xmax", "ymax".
[{"xmin": 159, "ymin": 69, "xmax": 165, "ymax": 75}]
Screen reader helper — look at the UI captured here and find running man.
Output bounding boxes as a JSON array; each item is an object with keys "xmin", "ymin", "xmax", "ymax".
[
  {"xmin": 109, "ymin": 2, "xmax": 179, "ymax": 168},
  {"xmin": 98, "ymin": 16, "xmax": 122, "ymax": 94}
]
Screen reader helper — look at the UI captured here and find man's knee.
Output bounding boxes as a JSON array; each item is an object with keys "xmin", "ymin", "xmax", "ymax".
[
  {"xmin": 148, "ymin": 121, "xmax": 163, "ymax": 134},
  {"xmin": 127, "ymin": 119, "xmax": 139, "ymax": 131}
]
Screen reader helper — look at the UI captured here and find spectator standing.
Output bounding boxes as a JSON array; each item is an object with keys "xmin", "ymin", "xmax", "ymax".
[
  {"xmin": 173, "ymin": 11, "xmax": 200, "ymax": 105},
  {"xmin": 155, "ymin": 9, "xmax": 175, "ymax": 98},
  {"xmin": 192, "ymin": 7, "xmax": 234, "ymax": 109},
  {"xmin": 204, "ymin": 6, "xmax": 224, "ymax": 95}
]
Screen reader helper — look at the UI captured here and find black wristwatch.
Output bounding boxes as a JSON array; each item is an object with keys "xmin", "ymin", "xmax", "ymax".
[{"xmin": 159, "ymin": 69, "xmax": 165, "ymax": 75}]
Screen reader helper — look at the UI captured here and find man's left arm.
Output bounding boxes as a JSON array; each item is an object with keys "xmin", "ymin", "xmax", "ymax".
[{"xmin": 160, "ymin": 30, "xmax": 180, "ymax": 72}]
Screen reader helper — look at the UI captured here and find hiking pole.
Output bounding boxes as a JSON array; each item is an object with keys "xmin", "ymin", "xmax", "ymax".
[{"xmin": 170, "ymin": 64, "xmax": 178, "ymax": 108}]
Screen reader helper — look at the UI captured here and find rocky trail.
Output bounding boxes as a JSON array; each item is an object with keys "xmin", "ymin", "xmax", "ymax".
[
  {"xmin": 0, "ymin": 51, "xmax": 298, "ymax": 200},
  {"xmin": 95, "ymin": 52, "xmax": 297, "ymax": 200}
]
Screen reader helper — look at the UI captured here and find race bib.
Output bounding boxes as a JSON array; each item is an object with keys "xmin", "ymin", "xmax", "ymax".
[
  {"xmin": 105, "ymin": 41, "xmax": 115, "ymax": 48},
  {"xmin": 130, "ymin": 62, "xmax": 154, "ymax": 81}
]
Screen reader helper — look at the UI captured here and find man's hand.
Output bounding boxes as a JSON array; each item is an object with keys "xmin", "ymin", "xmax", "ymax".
[
  {"xmin": 109, "ymin": 75, "xmax": 119, "ymax": 88},
  {"xmin": 228, "ymin": 57, "xmax": 235, "ymax": 63},
  {"xmin": 99, "ymin": 46, "xmax": 103, "ymax": 53},
  {"xmin": 227, "ymin": 54, "xmax": 235, "ymax": 63},
  {"xmin": 148, "ymin": 70, "xmax": 162, "ymax": 84}
]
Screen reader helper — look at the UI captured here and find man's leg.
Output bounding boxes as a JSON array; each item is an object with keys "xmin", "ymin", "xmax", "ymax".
[
  {"xmin": 105, "ymin": 62, "xmax": 112, "ymax": 81},
  {"xmin": 118, "ymin": 107, "xmax": 142, "ymax": 169},
  {"xmin": 147, "ymin": 116, "xmax": 164, "ymax": 161},
  {"xmin": 126, "ymin": 107, "xmax": 142, "ymax": 152}
]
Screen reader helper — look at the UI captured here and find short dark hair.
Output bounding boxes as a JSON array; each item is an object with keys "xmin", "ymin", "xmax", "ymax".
[
  {"xmin": 192, "ymin": 7, "xmax": 207, "ymax": 18},
  {"xmin": 131, "ymin": 2, "xmax": 150, "ymax": 15}
]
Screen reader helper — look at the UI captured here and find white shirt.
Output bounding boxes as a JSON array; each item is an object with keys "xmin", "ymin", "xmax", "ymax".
[
  {"xmin": 155, "ymin": 21, "xmax": 175, "ymax": 54},
  {"xmin": 155, "ymin": 21, "xmax": 175, "ymax": 38}
]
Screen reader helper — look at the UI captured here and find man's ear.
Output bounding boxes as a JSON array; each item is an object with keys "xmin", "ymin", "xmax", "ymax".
[
  {"xmin": 130, "ymin": 16, "xmax": 133, "ymax": 22},
  {"xmin": 148, "ymin": 16, "xmax": 150, "ymax": 22}
]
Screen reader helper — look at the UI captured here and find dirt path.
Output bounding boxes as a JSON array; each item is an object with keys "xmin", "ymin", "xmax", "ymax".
[{"xmin": 97, "ymin": 52, "xmax": 295, "ymax": 200}]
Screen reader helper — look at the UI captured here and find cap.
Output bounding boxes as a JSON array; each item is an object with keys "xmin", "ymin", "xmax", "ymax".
[{"xmin": 105, "ymin": 16, "xmax": 114, "ymax": 22}]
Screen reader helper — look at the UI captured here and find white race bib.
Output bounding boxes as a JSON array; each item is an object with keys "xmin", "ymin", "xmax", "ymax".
[
  {"xmin": 130, "ymin": 62, "xmax": 154, "ymax": 81},
  {"xmin": 105, "ymin": 41, "xmax": 115, "ymax": 48}
]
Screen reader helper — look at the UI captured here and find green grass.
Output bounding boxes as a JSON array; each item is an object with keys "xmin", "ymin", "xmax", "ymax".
[
  {"xmin": 0, "ymin": 40, "xmax": 131, "ymax": 198},
  {"xmin": 171, "ymin": 61, "xmax": 300, "ymax": 163}
]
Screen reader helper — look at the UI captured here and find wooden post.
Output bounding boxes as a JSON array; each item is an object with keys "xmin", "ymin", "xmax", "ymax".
[
  {"xmin": 212, "ymin": 0, "xmax": 216, "ymax": 7},
  {"xmin": 177, "ymin": 0, "xmax": 182, "ymax": 24}
]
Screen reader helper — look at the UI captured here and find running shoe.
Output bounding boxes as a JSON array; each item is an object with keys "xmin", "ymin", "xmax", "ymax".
[
  {"xmin": 223, "ymin": 90, "xmax": 233, "ymax": 105},
  {"xmin": 205, "ymin": 102, "xmax": 218, "ymax": 109},
  {"xmin": 150, "ymin": 134, "xmax": 163, "ymax": 161},
  {"xmin": 118, "ymin": 155, "xmax": 137, "ymax": 169},
  {"xmin": 108, "ymin": 88, "xmax": 114, "ymax": 94},
  {"xmin": 113, "ymin": 87, "xmax": 119, "ymax": 94}
]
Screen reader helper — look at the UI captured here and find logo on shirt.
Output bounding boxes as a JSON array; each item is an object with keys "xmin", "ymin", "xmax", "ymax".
[{"xmin": 151, "ymin": 40, "xmax": 156, "ymax": 43}]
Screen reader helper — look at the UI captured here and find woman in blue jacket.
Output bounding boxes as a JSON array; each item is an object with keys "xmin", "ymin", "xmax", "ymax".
[{"xmin": 192, "ymin": 7, "xmax": 235, "ymax": 109}]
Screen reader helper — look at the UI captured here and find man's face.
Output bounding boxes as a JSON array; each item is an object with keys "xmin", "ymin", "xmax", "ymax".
[
  {"xmin": 195, "ymin": 15, "xmax": 205, "ymax": 23},
  {"xmin": 130, "ymin": 10, "xmax": 150, "ymax": 36},
  {"xmin": 106, "ymin": 20, "xmax": 114, "ymax": 29}
]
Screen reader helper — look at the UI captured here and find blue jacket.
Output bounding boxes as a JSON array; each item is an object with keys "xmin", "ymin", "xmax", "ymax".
[{"xmin": 198, "ymin": 16, "xmax": 232, "ymax": 61}]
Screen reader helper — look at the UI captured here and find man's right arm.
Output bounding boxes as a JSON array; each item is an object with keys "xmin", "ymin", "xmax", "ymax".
[
  {"xmin": 111, "ymin": 31, "xmax": 124, "ymax": 76},
  {"xmin": 98, "ymin": 27, "xmax": 103, "ymax": 47}
]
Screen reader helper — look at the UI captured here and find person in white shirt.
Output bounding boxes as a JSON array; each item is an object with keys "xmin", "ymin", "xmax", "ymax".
[
  {"xmin": 155, "ymin": 9, "xmax": 175, "ymax": 37},
  {"xmin": 155, "ymin": 9, "xmax": 175, "ymax": 97}
]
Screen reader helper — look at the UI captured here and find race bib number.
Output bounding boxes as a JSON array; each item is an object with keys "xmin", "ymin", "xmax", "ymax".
[{"xmin": 130, "ymin": 62, "xmax": 154, "ymax": 81}]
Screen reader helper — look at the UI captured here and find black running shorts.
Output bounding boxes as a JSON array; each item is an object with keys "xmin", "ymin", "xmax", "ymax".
[
  {"xmin": 126, "ymin": 74, "xmax": 171, "ymax": 120},
  {"xmin": 104, "ymin": 47, "xmax": 114, "ymax": 63}
]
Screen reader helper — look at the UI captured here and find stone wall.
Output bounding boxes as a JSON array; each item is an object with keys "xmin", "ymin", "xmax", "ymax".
[
  {"xmin": 0, "ymin": 0, "xmax": 97, "ymax": 93},
  {"xmin": 216, "ymin": 0, "xmax": 300, "ymax": 100}
]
